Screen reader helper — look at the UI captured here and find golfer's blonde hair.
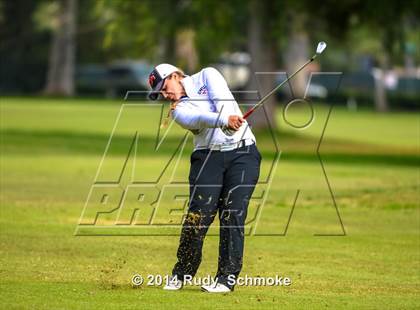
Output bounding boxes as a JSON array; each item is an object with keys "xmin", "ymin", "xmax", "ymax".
[{"xmin": 168, "ymin": 70, "xmax": 185, "ymax": 79}]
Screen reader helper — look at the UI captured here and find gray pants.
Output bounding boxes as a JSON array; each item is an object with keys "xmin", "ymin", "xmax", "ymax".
[{"xmin": 172, "ymin": 142, "xmax": 261, "ymax": 289}]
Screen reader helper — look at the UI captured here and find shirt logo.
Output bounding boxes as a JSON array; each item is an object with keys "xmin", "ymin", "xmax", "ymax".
[{"xmin": 197, "ymin": 85, "xmax": 208, "ymax": 95}]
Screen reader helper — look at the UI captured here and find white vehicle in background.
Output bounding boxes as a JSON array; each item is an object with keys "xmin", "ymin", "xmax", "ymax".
[{"xmin": 212, "ymin": 52, "xmax": 251, "ymax": 90}]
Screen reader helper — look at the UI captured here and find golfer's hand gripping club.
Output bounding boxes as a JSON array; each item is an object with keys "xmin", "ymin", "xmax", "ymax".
[{"xmin": 221, "ymin": 115, "xmax": 244, "ymax": 136}]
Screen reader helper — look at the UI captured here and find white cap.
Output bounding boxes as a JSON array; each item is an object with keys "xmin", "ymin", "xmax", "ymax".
[{"xmin": 148, "ymin": 63, "xmax": 180, "ymax": 100}]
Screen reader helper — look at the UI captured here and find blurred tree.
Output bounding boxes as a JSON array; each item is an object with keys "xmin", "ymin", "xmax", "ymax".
[
  {"xmin": 245, "ymin": 0, "xmax": 279, "ymax": 129},
  {"xmin": 97, "ymin": 0, "xmax": 188, "ymax": 66},
  {"xmin": 283, "ymin": 8, "xmax": 309, "ymax": 98},
  {"xmin": 2, "ymin": 0, "xmax": 417, "ymax": 109},
  {"xmin": 75, "ymin": 0, "xmax": 111, "ymax": 64},
  {"xmin": 0, "ymin": 0, "xmax": 50, "ymax": 93},
  {"xmin": 189, "ymin": 0, "xmax": 244, "ymax": 65},
  {"xmin": 99, "ymin": 0, "xmax": 242, "ymax": 73},
  {"xmin": 309, "ymin": 0, "xmax": 420, "ymax": 111},
  {"xmin": 244, "ymin": 0, "xmax": 356, "ymax": 128},
  {"xmin": 358, "ymin": 0, "xmax": 420, "ymax": 112},
  {"xmin": 44, "ymin": 0, "xmax": 77, "ymax": 96},
  {"xmin": 175, "ymin": 29, "xmax": 198, "ymax": 73}
]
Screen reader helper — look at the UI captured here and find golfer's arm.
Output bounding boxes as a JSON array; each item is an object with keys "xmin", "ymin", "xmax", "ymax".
[{"xmin": 172, "ymin": 107, "xmax": 229, "ymax": 130}]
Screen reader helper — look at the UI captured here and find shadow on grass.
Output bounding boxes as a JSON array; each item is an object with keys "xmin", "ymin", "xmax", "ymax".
[{"xmin": 1, "ymin": 129, "xmax": 419, "ymax": 167}]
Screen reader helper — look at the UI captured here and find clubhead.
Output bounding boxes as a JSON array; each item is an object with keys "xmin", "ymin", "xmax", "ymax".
[{"xmin": 316, "ymin": 41, "xmax": 327, "ymax": 54}]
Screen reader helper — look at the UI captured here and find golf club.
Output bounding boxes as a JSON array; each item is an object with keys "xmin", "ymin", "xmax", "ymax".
[
  {"xmin": 242, "ymin": 41, "xmax": 327, "ymax": 119},
  {"xmin": 221, "ymin": 41, "xmax": 326, "ymax": 136}
]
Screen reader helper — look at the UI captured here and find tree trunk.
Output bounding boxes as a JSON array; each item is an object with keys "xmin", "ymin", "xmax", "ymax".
[
  {"xmin": 246, "ymin": 0, "xmax": 277, "ymax": 130},
  {"xmin": 158, "ymin": 28, "xmax": 176, "ymax": 65},
  {"xmin": 175, "ymin": 29, "xmax": 198, "ymax": 74},
  {"xmin": 371, "ymin": 34, "xmax": 394, "ymax": 112},
  {"xmin": 284, "ymin": 10, "xmax": 309, "ymax": 98},
  {"xmin": 372, "ymin": 67, "xmax": 388, "ymax": 112},
  {"xmin": 44, "ymin": 0, "xmax": 77, "ymax": 96},
  {"xmin": 372, "ymin": 51, "xmax": 389, "ymax": 112}
]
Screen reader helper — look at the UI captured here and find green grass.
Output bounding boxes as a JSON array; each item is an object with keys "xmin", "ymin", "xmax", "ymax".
[{"xmin": 1, "ymin": 96, "xmax": 419, "ymax": 309}]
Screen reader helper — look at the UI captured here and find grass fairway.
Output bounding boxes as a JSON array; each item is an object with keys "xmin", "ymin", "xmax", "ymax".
[{"xmin": 1, "ymin": 97, "xmax": 419, "ymax": 309}]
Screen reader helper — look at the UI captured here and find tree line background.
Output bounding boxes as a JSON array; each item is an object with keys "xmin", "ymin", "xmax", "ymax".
[{"xmin": 1, "ymin": 0, "xmax": 419, "ymax": 117}]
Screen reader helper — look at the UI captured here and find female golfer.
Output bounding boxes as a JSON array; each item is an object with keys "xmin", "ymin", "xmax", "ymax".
[{"xmin": 148, "ymin": 64, "xmax": 261, "ymax": 293}]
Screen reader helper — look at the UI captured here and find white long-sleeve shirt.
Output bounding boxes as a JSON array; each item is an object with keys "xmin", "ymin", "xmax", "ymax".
[{"xmin": 172, "ymin": 67, "xmax": 256, "ymax": 150}]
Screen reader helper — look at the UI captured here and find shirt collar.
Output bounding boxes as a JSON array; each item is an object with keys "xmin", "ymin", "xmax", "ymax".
[{"xmin": 180, "ymin": 76, "xmax": 194, "ymax": 98}]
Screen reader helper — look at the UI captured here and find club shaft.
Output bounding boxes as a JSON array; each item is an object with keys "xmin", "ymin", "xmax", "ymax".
[{"xmin": 243, "ymin": 53, "xmax": 317, "ymax": 119}]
